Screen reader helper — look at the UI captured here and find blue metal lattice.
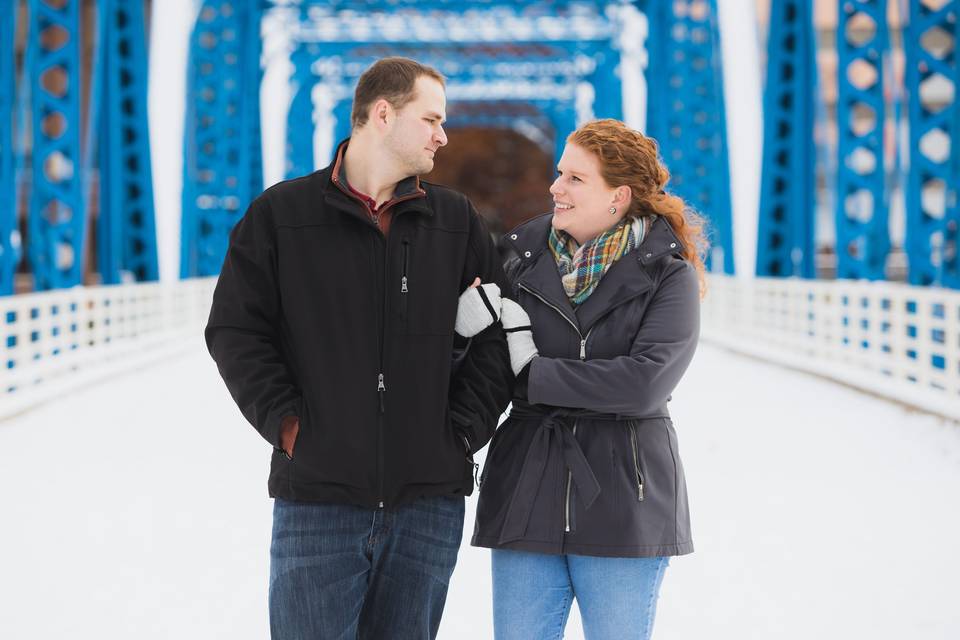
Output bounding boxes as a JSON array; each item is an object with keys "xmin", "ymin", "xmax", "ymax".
[
  {"xmin": 96, "ymin": 0, "xmax": 159, "ymax": 284},
  {"xmin": 278, "ymin": 0, "xmax": 619, "ymax": 172},
  {"xmin": 756, "ymin": 0, "xmax": 817, "ymax": 278},
  {"xmin": 904, "ymin": 0, "xmax": 960, "ymax": 288},
  {"xmin": 643, "ymin": 0, "xmax": 735, "ymax": 274},
  {"xmin": 181, "ymin": 0, "xmax": 264, "ymax": 278},
  {"xmin": 835, "ymin": 0, "xmax": 891, "ymax": 280},
  {"xmin": 1, "ymin": 0, "xmax": 18, "ymax": 294},
  {"xmin": 26, "ymin": 0, "xmax": 86, "ymax": 291},
  {"xmin": 289, "ymin": 41, "xmax": 605, "ymax": 171},
  {"xmin": 286, "ymin": 41, "xmax": 318, "ymax": 180}
]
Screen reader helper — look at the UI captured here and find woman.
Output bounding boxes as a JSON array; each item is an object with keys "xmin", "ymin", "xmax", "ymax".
[{"xmin": 457, "ymin": 119, "xmax": 707, "ymax": 639}]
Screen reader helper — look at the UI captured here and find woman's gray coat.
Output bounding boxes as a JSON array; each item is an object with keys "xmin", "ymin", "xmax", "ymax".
[{"xmin": 471, "ymin": 213, "xmax": 700, "ymax": 557}]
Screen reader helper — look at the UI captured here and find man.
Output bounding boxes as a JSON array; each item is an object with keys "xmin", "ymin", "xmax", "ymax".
[{"xmin": 205, "ymin": 57, "xmax": 512, "ymax": 639}]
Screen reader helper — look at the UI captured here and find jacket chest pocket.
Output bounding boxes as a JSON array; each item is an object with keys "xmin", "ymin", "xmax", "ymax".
[
  {"xmin": 399, "ymin": 238, "xmax": 411, "ymax": 321},
  {"xmin": 397, "ymin": 233, "xmax": 462, "ymax": 336}
]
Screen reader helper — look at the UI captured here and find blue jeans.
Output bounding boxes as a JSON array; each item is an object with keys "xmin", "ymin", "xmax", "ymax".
[
  {"xmin": 491, "ymin": 549, "xmax": 669, "ymax": 640},
  {"xmin": 269, "ymin": 495, "xmax": 465, "ymax": 640}
]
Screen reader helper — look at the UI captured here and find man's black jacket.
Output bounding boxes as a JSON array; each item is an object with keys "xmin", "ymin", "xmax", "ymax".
[{"xmin": 205, "ymin": 158, "xmax": 513, "ymax": 507}]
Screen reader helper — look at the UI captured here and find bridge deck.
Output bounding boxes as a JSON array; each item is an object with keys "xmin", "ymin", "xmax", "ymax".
[{"xmin": 1, "ymin": 342, "xmax": 958, "ymax": 638}]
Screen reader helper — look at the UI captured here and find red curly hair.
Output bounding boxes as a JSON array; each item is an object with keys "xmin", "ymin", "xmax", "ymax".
[{"xmin": 567, "ymin": 119, "xmax": 709, "ymax": 295}]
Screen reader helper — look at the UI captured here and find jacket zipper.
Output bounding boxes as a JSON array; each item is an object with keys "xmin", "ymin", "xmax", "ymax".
[
  {"xmin": 629, "ymin": 423, "xmax": 645, "ymax": 501},
  {"xmin": 400, "ymin": 239, "xmax": 410, "ymax": 322},
  {"xmin": 565, "ymin": 420, "xmax": 578, "ymax": 532},
  {"xmin": 517, "ymin": 283, "xmax": 592, "ymax": 534},
  {"xmin": 401, "ymin": 239, "xmax": 410, "ymax": 294},
  {"xmin": 517, "ymin": 283, "xmax": 593, "ymax": 357},
  {"xmin": 375, "ymin": 236, "xmax": 387, "ymax": 509},
  {"xmin": 333, "ymin": 180, "xmax": 425, "ymax": 510},
  {"xmin": 375, "ymin": 195, "xmax": 422, "ymax": 509}
]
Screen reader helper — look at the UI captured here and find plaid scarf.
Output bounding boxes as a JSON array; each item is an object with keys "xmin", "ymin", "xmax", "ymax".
[{"xmin": 549, "ymin": 217, "xmax": 650, "ymax": 306}]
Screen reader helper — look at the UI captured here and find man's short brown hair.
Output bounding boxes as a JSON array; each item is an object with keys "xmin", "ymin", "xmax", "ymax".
[{"xmin": 351, "ymin": 57, "xmax": 446, "ymax": 130}]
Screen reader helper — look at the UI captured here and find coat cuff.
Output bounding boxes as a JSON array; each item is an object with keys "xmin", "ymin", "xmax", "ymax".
[{"xmin": 525, "ymin": 356, "xmax": 548, "ymax": 406}]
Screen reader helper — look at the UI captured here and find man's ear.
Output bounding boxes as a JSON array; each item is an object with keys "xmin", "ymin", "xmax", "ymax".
[{"xmin": 371, "ymin": 98, "xmax": 392, "ymax": 129}]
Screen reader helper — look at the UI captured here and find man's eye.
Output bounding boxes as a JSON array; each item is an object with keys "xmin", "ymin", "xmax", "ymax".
[{"xmin": 571, "ymin": 176, "xmax": 582, "ymax": 182}]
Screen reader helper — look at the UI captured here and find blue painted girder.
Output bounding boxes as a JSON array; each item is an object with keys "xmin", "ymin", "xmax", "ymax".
[{"xmin": 756, "ymin": 0, "xmax": 817, "ymax": 278}]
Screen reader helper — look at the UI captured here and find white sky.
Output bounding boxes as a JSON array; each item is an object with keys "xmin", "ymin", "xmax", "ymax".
[{"xmin": 1, "ymin": 341, "xmax": 958, "ymax": 638}]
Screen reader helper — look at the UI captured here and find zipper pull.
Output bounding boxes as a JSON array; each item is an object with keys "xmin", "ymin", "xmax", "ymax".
[
  {"xmin": 638, "ymin": 480, "xmax": 644, "ymax": 502},
  {"xmin": 401, "ymin": 276, "xmax": 408, "ymax": 293},
  {"xmin": 378, "ymin": 501, "xmax": 384, "ymax": 509},
  {"xmin": 579, "ymin": 339, "xmax": 586, "ymax": 360},
  {"xmin": 377, "ymin": 373, "xmax": 385, "ymax": 413}
]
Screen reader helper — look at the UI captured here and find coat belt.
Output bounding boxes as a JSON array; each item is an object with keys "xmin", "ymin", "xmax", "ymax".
[{"xmin": 497, "ymin": 404, "xmax": 609, "ymax": 545}]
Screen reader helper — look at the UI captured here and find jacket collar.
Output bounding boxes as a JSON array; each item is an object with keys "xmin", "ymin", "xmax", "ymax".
[
  {"xmin": 505, "ymin": 214, "xmax": 685, "ymax": 333},
  {"xmin": 321, "ymin": 139, "xmax": 432, "ymax": 220}
]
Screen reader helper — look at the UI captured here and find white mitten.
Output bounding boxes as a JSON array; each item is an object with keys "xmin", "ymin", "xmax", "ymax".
[
  {"xmin": 455, "ymin": 283, "xmax": 502, "ymax": 338},
  {"xmin": 500, "ymin": 298, "xmax": 538, "ymax": 376}
]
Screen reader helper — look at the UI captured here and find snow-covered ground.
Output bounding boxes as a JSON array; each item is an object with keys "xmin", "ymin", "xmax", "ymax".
[{"xmin": 1, "ymin": 341, "xmax": 958, "ymax": 639}]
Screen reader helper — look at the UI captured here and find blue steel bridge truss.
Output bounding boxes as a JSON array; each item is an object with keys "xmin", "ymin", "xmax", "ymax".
[
  {"xmin": 178, "ymin": 0, "xmax": 662, "ymax": 278},
  {"xmin": 904, "ymin": 0, "xmax": 960, "ymax": 288},
  {"xmin": 26, "ymin": 0, "xmax": 86, "ymax": 291},
  {"xmin": 4, "ymin": 0, "xmax": 739, "ymax": 290},
  {"xmin": 0, "ymin": 0, "xmax": 19, "ymax": 294},
  {"xmin": 96, "ymin": 0, "xmax": 159, "ymax": 285},
  {"xmin": 756, "ymin": 0, "xmax": 817, "ymax": 278},
  {"xmin": 285, "ymin": 40, "xmax": 610, "ymax": 179},
  {"xmin": 277, "ymin": 0, "xmax": 622, "ymax": 174},
  {"xmin": 181, "ymin": 0, "xmax": 733, "ymax": 279},
  {"xmin": 2, "ymin": 0, "xmax": 158, "ymax": 293},
  {"xmin": 641, "ymin": 0, "xmax": 734, "ymax": 274},
  {"xmin": 180, "ymin": 0, "xmax": 264, "ymax": 278},
  {"xmin": 834, "ymin": 0, "xmax": 890, "ymax": 281}
]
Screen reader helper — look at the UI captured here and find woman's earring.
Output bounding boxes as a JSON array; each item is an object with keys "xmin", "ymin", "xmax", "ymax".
[{"xmin": 609, "ymin": 206, "xmax": 617, "ymax": 215}]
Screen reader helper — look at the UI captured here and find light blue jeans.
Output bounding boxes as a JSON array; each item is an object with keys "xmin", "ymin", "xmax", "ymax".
[{"xmin": 491, "ymin": 549, "xmax": 669, "ymax": 640}]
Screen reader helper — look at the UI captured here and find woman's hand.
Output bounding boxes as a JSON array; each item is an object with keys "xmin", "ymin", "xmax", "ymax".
[
  {"xmin": 454, "ymin": 277, "xmax": 502, "ymax": 337},
  {"xmin": 501, "ymin": 298, "xmax": 539, "ymax": 376}
]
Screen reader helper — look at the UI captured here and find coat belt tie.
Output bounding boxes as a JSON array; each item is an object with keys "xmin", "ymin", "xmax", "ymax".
[{"xmin": 498, "ymin": 407, "xmax": 602, "ymax": 545}]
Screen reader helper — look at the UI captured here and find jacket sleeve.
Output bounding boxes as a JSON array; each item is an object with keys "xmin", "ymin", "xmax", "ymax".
[
  {"xmin": 526, "ymin": 261, "xmax": 700, "ymax": 417},
  {"xmin": 448, "ymin": 206, "xmax": 514, "ymax": 454},
  {"xmin": 204, "ymin": 196, "xmax": 301, "ymax": 448}
]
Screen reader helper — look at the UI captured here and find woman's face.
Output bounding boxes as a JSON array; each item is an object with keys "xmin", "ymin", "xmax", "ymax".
[{"xmin": 549, "ymin": 142, "xmax": 630, "ymax": 245}]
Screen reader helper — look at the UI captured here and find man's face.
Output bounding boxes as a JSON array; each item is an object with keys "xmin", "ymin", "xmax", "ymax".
[{"xmin": 383, "ymin": 77, "xmax": 448, "ymax": 177}]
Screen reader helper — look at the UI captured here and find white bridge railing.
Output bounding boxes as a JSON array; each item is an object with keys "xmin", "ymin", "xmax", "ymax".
[
  {"xmin": 701, "ymin": 275, "xmax": 960, "ymax": 422},
  {"xmin": 2, "ymin": 275, "xmax": 958, "ymax": 423},
  {"xmin": 0, "ymin": 278, "xmax": 217, "ymax": 420}
]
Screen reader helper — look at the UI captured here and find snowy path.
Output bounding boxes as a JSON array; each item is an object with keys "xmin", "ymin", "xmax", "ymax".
[{"xmin": 1, "ymin": 341, "xmax": 958, "ymax": 639}]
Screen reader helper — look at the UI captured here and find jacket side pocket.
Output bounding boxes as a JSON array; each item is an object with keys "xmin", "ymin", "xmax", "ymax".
[{"xmin": 629, "ymin": 422, "xmax": 646, "ymax": 502}]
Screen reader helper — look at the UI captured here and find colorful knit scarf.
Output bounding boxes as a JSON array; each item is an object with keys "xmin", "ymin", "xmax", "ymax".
[{"xmin": 549, "ymin": 217, "xmax": 650, "ymax": 306}]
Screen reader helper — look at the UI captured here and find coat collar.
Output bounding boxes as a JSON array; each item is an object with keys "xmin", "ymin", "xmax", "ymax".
[
  {"xmin": 505, "ymin": 214, "xmax": 686, "ymax": 333},
  {"xmin": 321, "ymin": 139, "xmax": 432, "ymax": 220}
]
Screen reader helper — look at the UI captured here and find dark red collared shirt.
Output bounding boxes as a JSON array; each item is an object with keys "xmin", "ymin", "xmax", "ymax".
[
  {"xmin": 345, "ymin": 182, "xmax": 383, "ymax": 216},
  {"xmin": 330, "ymin": 143, "xmax": 399, "ymax": 235}
]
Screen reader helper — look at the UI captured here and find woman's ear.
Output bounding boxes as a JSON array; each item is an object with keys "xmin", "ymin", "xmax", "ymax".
[{"xmin": 613, "ymin": 185, "xmax": 632, "ymax": 210}]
